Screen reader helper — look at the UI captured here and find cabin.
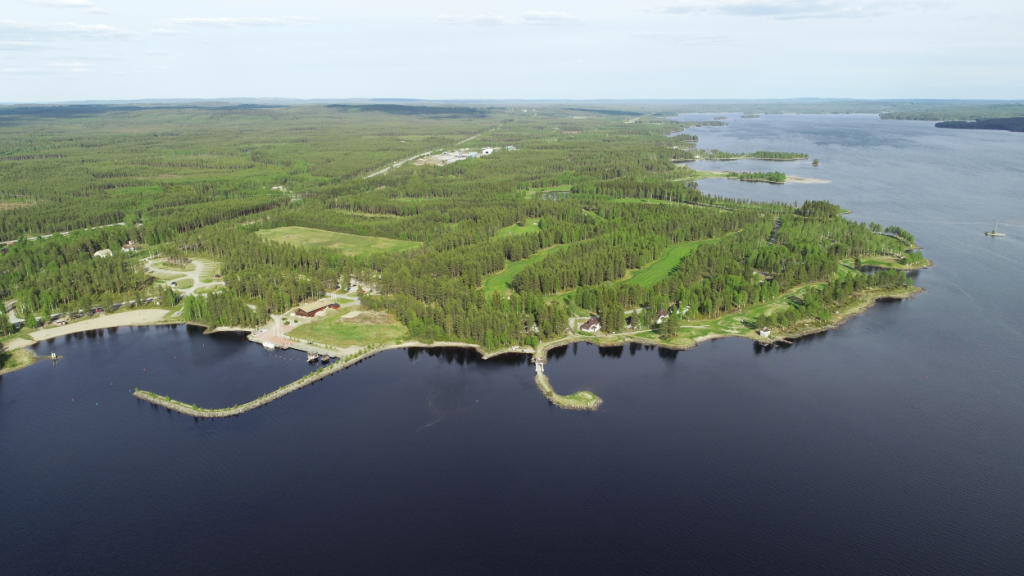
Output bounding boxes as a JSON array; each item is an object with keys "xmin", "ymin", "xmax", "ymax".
[
  {"xmin": 579, "ymin": 318, "xmax": 601, "ymax": 333},
  {"xmin": 93, "ymin": 249, "xmax": 113, "ymax": 258},
  {"xmin": 758, "ymin": 327, "xmax": 771, "ymax": 337},
  {"xmin": 655, "ymin": 310, "xmax": 670, "ymax": 324},
  {"xmin": 328, "ymin": 303, "xmax": 341, "ymax": 310}
]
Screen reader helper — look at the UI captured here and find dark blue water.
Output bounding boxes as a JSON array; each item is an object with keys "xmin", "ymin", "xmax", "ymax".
[{"xmin": 3, "ymin": 115, "xmax": 1024, "ymax": 574}]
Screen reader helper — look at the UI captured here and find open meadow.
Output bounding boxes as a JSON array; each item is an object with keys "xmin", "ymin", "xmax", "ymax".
[{"xmin": 257, "ymin": 226, "xmax": 421, "ymax": 256}]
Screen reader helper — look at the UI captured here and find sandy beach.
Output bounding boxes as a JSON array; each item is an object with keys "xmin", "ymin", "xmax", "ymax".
[{"xmin": 29, "ymin": 309, "xmax": 171, "ymax": 341}]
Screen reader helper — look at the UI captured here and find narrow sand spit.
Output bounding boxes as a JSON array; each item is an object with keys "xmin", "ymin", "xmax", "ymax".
[{"xmin": 30, "ymin": 309, "xmax": 170, "ymax": 340}]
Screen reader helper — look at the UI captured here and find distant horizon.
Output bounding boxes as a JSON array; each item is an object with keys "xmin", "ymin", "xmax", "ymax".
[
  {"xmin": 2, "ymin": 0, "xmax": 1021, "ymax": 102},
  {"xmin": 3, "ymin": 97, "xmax": 1024, "ymax": 107}
]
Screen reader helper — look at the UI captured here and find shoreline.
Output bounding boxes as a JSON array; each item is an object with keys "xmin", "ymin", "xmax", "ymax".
[{"xmin": 128, "ymin": 284, "xmax": 925, "ymax": 418}]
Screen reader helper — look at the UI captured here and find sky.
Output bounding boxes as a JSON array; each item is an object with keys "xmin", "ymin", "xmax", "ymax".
[{"xmin": 1, "ymin": 0, "xmax": 1022, "ymax": 102}]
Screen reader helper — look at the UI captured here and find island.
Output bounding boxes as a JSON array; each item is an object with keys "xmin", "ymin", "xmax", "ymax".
[
  {"xmin": 935, "ymin": 117, "xmax": 1024, "ymax": 133},
  {"xmin": 0, "ymin": 103, "xmax": 927, "ymax": 412}
]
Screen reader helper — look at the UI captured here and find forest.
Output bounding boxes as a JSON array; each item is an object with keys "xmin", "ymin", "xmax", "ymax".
[{"xmin": 0, "ymin": 103, "xmax": 919, "ymax": 348}]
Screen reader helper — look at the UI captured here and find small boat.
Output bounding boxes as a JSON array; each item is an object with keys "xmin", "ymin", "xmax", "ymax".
[
  {"xmin": 319, "ymin": 355, "xmax": 330, "ymax": 364},
  {"xmin": 986, "ymin": 224, "xmax": 1006, "ymax": 237},
  {"xmin": 307, "ymin": 352, "xmax": 318, "ymax": 363},
  {"xmin": 262, "ymin": 342, "xmax": 275, "ymax": 350}
]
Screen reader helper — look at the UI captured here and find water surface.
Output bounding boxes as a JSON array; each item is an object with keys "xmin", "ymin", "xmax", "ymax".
[{"xmin": 3, "ymin": 115, "xmax": 1024, "ymax": 574}]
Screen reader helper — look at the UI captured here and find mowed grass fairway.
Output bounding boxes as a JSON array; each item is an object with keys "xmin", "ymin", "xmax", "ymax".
[
  {"xmin": 624, "ymin": 237, "xmax": 724, "ymax": 287},
  {"xmin": 257, "ymin": 226, "xmax": 420, "ymax": 256},
  {"xmin": 495, "ymin": 218, "xmax": 541, "ymax": 237},
  {"xmin": 482, "ymin": 245, "xmax": 563, "ymax": 292}
]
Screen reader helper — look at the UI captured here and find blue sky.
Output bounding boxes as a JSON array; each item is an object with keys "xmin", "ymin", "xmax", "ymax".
[{"xmin": 1, "ymin": 0, "xmax": 1021, "ymax": 102}]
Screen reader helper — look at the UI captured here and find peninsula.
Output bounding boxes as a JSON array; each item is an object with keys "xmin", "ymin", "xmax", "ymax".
[{"xmin": 0, "ymin": 104, "xmax": 927, "ymax": 411}]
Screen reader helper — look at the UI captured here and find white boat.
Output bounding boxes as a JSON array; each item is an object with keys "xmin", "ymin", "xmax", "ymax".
[{"xmin": 262, "ymin": 342, "xmax": 275, "ymax": 350}]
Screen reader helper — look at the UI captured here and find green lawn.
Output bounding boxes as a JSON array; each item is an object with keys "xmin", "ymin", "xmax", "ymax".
[
  {"xmin": 257, "ymin": 226, "xmax": 421, "ymax": 256},
  {"xmin": 624, "ymin": 237, "xmax": 724, "ymax": 287},
  {"xmin": 482, "ymin": 245, "xmax": 563, "ymax": 292},
  {"xmin": 495, "ymin": 218, "xmax": 541, "ymax": 237},
  {"xmin": 288, "ymin": 314, "xmax": 409, "ymax": 348}
]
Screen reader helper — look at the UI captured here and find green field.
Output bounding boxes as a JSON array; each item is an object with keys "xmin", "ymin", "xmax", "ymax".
[
  {"xmin": 288, "ymin": 314, "xmax": 409, "ymax": 348},
  {"xmin": 624, "ymin": 237, "xmax": 723, "ymax": 287},
  {"xmin": 495, "ymin": 218, "xmax": 541, "ymax": 237},
  {"xmin": 257, "ymin": 226, "xmax": 421, "ymax": 255},
  {"xmin": 482, "ymin": 245, "xmax": 562, "ymax": 292},
  {"xmin": 524, "ymin": 184, "xmax": 572, "ymax": 197}
]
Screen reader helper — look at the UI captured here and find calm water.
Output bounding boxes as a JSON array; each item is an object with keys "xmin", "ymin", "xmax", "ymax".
[{"xmin": 3, "ymin": 115, "xmax": 1024, "ymax": 574}]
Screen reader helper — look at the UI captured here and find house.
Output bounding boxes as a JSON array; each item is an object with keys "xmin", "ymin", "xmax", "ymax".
[
  {"xmin": 758, "ymin": 327, "xmax": 771, "ymax": 337},
  {"xmin": 295, "ymin": 298, "xmax": 335, "ymax": 318},
  {"xmin": 121, "ymin": 243, "xmax": 136, "ymax": 252},
  {"xmin": 655, "ymin": 310, "xmax": 670, "ymax": 324},
  {"xmin": 579, "ymin": 318, "xmax": 601, "ymax": 333},
  {"xmin": 93, "ymin": 249, "xmax": 113, "ymax": 258}
]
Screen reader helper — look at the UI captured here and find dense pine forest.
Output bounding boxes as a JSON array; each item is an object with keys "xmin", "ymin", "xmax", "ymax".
[{"xmin": 0, "ymin": 103, "xmax": 919, "ymax": 345}]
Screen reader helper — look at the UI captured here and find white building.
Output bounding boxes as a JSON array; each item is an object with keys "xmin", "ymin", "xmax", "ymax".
[
  {"xmin": 93, "ymin": 249, "xmax": 113, "ymax": 258},
  {"xmin": 758, "ymin": 328, "xmax": 771, "ymax": 337}
]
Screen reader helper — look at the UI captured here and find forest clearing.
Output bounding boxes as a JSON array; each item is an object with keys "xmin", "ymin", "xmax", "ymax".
[{"xmin": 257, "ymin": 226, "xmax": 421, "ymax": 255}]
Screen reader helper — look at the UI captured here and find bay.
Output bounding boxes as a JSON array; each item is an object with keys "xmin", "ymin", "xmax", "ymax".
[{"xmin": 2, "ymin": 114, "xmax": 1023, "ymax": 575}]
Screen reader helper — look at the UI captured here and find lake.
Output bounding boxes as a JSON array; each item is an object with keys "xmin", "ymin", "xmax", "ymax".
[{"xmin": 3, "ymin": 114, "xmax": 1024, "ymax": 574}]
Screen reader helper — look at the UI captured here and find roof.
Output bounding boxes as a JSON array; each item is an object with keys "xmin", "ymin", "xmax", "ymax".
[
  {"xmin": 297, "ymin": 298, "xmax": 335, "ymax": 314},
  {"xmin": 580, "ymin": 318, "xmax": 601, "ymax": 330}
]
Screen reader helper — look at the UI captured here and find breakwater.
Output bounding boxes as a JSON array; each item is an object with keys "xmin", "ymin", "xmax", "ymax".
[{"xmin": 133, "ymin": 343, "xmax": 390, "ymax": 417}]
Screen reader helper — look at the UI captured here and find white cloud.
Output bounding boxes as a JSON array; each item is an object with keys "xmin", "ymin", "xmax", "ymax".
[
  {"xmin": 168, "ymin": 16, "xmax": 314, "ymax": 28},
  {"xmin": 633, "ymin": 32, "xmax": 726, "ymax": 45},
  {"xmin": 148, "ymin": 28, "xmax": 186, "ymax": 36},
  {"xmin": 522, "ymin": 11, "xmax": 580, "ymax": 25},
  {"xmin": 30, "ymin": 0, "xmax": 105, "ymax": 13},
  {"xmin": 656, "ymin": 0, "xmax": 901, "ymax": 19},
  {"xmin": 0, "ymin": 40, "xmax": 43, "ymax": 50},
  {"xmin": 438, "ymin": 14, "xmax": 516, "ymax": 26},
  {"xmin": 439, "ymin": 12, "xmax": 580, "ymax": 26},
  {"xmin": 0, "ymin": 20, "xmax": 136, "ymax": 40}
]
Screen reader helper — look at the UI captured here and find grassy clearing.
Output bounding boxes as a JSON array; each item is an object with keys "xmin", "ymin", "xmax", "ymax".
[
  {"xmin": 150, "ymin": 271, "xmax": 187, "ymax": 281},
  {"xmin": 257, "ymin": 226, "xmax": 421, "ymax": 256},
  {"xmin": 172, "ymin": 278, "xmax": 194, "ymax": 290},
  {"xmin": 611, "ymin": 198, "xmax": 677, "ymax": 205},
  {"xmin": 153, "ymin": 261, "xmax": 195, "ymax": 272},
  {"xmin": 523, "ymin": 184, "xmax": 572, "ymax": 197},
  {"xmin": 845, "ymin": 256, "xmax": 931, "ymax": 271},
  {"xmin": 482, "ymin": 245, "xmax": 563, "ymax": 293},
  {"xmin": 624, "ymin": 237, "xmax": 724, "ymax": 287},
  {"xmin": 495, "ymin": 218, "xmax": 541, "ymax": 237},
  {"xmin": 0, "ymin": 348, "xmax": 36, "ymax": 375},
  {"xmin": 288, "ymin": 311, "xmax": 409, "ymax": 348},
  {"xmin": 196, "ymin": 259, "xmax": 222, "ymax": 282},
  {"xmin": 194, "ymin": 285, "xmax": 225, "ymax": 295}
]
